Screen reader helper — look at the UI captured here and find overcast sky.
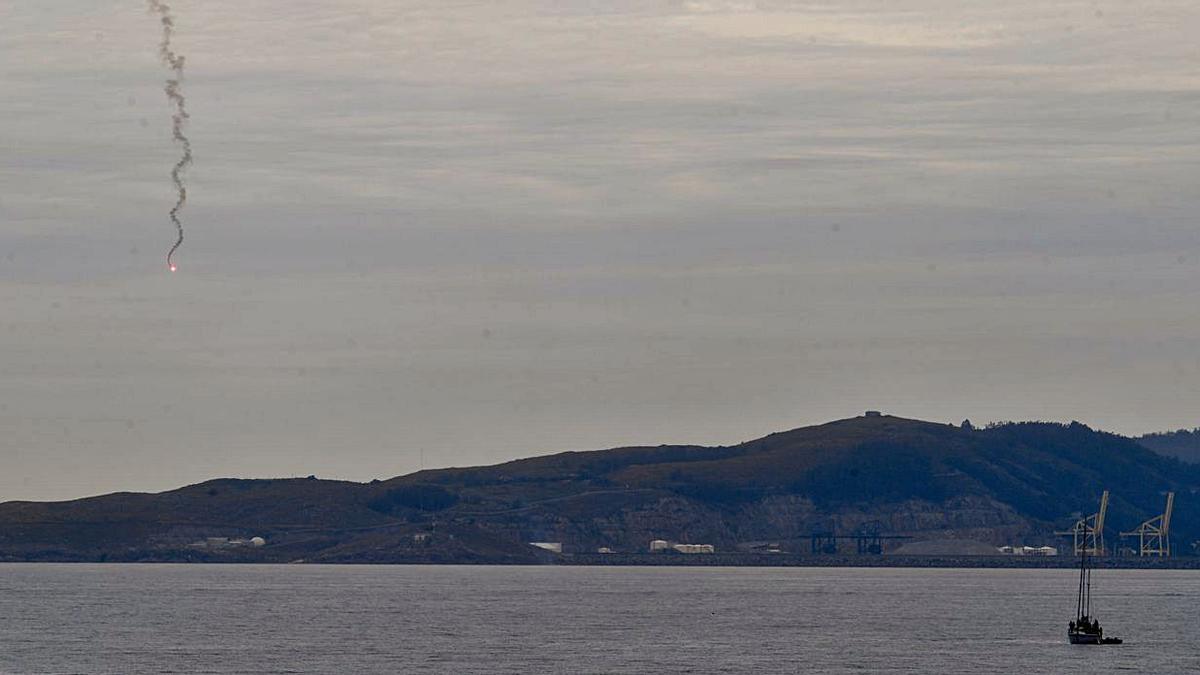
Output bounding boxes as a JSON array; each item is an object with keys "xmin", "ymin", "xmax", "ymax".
[{"xmin": 2, "ymin": 1, "xmax": 1198, "ymax": 501}]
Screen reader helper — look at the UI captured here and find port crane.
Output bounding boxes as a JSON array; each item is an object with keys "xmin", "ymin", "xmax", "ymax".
[
  {"xmin": 809, "ymin": 521, "xmax": 912, "ymax": 555},
  {"xmin": 1120, "ymin": 492, "xmax": 1174, "ymax": 557},
  {"xmin": 1057, "ymin": 490, "xmax": 1109, "ymax": 556}
]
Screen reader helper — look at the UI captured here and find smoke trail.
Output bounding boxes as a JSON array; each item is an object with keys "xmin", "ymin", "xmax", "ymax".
[{"xmin": 147, "ymin": 1, "xmax": 191, "ymax": 272}]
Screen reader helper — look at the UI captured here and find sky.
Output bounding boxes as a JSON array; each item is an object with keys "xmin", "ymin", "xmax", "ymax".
[{"xmin": 2, "ymin": 1, "xmax": 1198, "ymax": 501}]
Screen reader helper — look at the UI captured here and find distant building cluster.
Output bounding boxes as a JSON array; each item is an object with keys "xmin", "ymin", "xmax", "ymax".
[
  {"xmin": 743, "ymin": 542, "xmax": 784, "ymax": 554},
  {"xmin": 524, "ymin": 541, "xmax": 716, "ymax": 554},
  {"xmin": 650, "ymin": 539, "xmax": 714, "ymax": 554},
  {"xmin": 998, "ymin": 545, "xmax": 1058, "ymax": 556},
  {"xmin": 189, "ymin": 536, "xmax": 266, "ymax": 550}
]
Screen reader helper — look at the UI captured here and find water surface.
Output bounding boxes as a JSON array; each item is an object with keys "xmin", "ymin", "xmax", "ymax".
[{"xmin": 1, "ymin": 564, "xmax": 1195, "ymax": 673}]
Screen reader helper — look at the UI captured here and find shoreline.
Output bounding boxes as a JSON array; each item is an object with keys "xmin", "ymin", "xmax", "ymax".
[
  {"xmin": 556, "ymin": 553, "xmax": 1200, "ymax": 569},
  {"xmin": 3, "ymin": 553, "xmax": 1200, "ymax": 569}
]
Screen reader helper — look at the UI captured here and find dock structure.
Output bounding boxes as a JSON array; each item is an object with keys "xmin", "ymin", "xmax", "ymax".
[
  {"xmin": 808, "ymin": 521, "xmax": 911, "ymax": 555},
  {"xmin": 1057, "ymin": 490, "xmax": 1110, "ymax": 556},
  {"xmin": 853, "ymin": 521, "xmax": 886, "ymax": 555},
  {"xmin": 1120, "ymin": 492, "xmax": 1175, "ymax": 557},
  {"xmin": 810, "ymin": 528, "xmax": 838, "ymax": 554}
]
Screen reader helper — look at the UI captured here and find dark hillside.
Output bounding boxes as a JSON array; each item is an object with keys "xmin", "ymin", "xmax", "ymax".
[
  {"xmin": 1, "ymin": 415, "xmax": 1197, "ymax": 562},
  {"xmin": 1138, "ymin": 428, "xmax": 1200, "ymax": 463},
  {"xmin": 963, "ymin": 422, "xmax": 1197, "ymax": 539}
]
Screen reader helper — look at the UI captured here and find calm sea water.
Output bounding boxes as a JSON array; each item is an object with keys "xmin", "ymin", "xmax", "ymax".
[{"xmin": 0, "ymin": 564, "xmax": 1196, "ymax": 674}]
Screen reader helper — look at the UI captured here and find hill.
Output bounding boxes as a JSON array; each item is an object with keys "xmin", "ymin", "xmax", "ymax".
[
  {"xmin": 1, "ymin": 415, "xmax": 1197, "ymax": 563},
  {"xmin": 1137, "ymin": 428, "xmax": 1200, "ymax": 463}
]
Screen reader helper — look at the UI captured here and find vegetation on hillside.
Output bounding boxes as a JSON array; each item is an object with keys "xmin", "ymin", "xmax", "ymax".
[
  {"xmin": 1138, "ymin": 428, "xmax": 1200, "ymax": 463},
  {"xmin": 1, "ymin": 416, "xmax": 1197, "ymax": 562}
]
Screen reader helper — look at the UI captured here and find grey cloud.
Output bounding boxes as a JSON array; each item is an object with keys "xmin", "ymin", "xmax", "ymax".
[{"xmin": 1, "ymin": 1, "xmax": 1198, "ymax": 500}]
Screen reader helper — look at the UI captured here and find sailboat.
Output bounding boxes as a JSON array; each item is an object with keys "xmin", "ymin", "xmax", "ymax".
[{"xmin": 1068, "ymin": 547, "xmax": 1122, "ymax": 645}]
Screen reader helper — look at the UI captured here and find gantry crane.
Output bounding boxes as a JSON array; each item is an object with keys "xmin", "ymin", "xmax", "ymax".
[
  {"xmin": 808, "ymin": 521, "xmax": 912, "ymax": 555},
  {"xmin": 1121, "ymin": 492, "xmax": 1174, "ymax": 557},
  {"xmin": 1057, "ymin": 490, "xmax": 1110, "ymax": 556}
]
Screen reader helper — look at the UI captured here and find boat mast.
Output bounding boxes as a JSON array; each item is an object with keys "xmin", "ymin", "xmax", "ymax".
[
  {"xmin": 1084, "ymin": 548, "xmax": 1091, "ymax": 618},
  {"xmin": 1076, "ymin": 546, "xmax": 1091, "ymax": 620},
  {"xmin": 1080, "ymin": 547, "xmax": 1089, "ymax": 614}
]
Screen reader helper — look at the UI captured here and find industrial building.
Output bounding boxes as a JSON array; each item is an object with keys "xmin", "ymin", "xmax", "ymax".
[
  {"xmin": 998, "ymin": 545, "xmax": 1058, "ymax": 556},
  {"xmin": 649, "ymin": 539, "xmax": 714, "ymax": 554}
]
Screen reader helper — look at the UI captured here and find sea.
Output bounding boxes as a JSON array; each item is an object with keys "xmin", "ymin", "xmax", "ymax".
[{"xmin": 1, "ymin": 564, "xmax": 1196, "ymax": 674}]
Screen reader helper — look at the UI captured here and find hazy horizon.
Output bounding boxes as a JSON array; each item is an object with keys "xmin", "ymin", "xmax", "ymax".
[
  {"xmin": 4, "ymin": 1, "xmax": 1199, "ymax": 501},
  {"xmin": 12, "ymin": 412, "xmax": 1198, "ymax": 503}
]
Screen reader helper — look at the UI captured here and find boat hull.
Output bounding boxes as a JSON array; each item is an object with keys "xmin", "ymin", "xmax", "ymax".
[
  {"xmin": 1069, "ymin": 631, "xmax": 1101, "ymax": 645},
  {"xmin": 1069, "ymin": 631, "xmax": 1121, "ymax": 645}
]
